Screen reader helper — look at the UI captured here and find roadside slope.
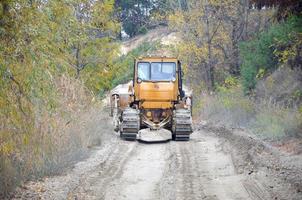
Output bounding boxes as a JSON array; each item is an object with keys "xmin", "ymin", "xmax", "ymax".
[{"xmin": 120, "ymin": 26, "xmax": 180, "ymax": 56}]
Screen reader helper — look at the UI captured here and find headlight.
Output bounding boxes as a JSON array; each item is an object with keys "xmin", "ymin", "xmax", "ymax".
[
  {"xmin": 137, "ymin": 78, "xmax": 142, "ymax": 83},
  {"xmin": 172, "ymin": 77, "xmax": 176, "ymax": 82}
]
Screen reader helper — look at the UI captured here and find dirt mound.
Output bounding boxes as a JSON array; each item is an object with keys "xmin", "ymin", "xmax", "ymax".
[
  {"xmin": 120, "ymin": 26, "xmax": 181, "ymax": 56},
  {"xmin": 120, "ymin": 27, "xmax": 171, "ymax": 55}
]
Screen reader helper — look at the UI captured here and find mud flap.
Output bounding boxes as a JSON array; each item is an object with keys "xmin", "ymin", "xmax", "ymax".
[{"xmin": 137, "ymin": 128, "xmax": 172, "ymax": 143}]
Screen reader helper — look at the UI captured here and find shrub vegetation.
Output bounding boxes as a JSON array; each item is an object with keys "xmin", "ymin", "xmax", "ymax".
[{"xmin": 240, "ymin": 16, "xmax": 302, "ymax": 93}]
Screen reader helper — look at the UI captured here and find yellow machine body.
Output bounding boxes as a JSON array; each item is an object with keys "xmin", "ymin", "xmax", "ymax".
[
  {"xmin": 134, "ymin": 57, "xmax": 179, "ymax": 109},
  {"xmin": 130, "ymin": 57, "xmax": 186, "ymax": 125},
  {"xmin": 110, "ymin": 56, "xmax": 192, "ymax": 141}
]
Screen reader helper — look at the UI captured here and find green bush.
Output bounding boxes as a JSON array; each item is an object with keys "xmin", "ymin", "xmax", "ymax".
[{"xmin": 240, "ymin": 16, "xmax": 302, "ymax": 94}]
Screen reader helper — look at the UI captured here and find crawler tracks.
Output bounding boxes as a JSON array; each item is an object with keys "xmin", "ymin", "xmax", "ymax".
[
  {"xmin": 120, "ymin": 108, "xmax": 140, "ymax": 140},
  {"xmin": 172, "ymin": 109, "xmax": 193, "ymax": 141}
]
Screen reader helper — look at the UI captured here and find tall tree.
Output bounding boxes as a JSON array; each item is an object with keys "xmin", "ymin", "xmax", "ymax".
[
  {"xmin": 115, "ymin": 0, "xmax": 173, "ymax": 37},
  {"xmin": 170, "ymin": 0, "xmax": 236, "ymax": 90},
  {"xmin": 0, "ymin": 0, "xmax": 120, "ymax": 195}
]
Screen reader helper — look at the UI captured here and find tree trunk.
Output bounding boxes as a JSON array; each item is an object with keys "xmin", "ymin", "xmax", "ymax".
[
  {"xmin": 230, "ymin": 21, "xmax": 240, "ymax": 76},
  {"xmin": 243, "ymin": 0, "xmax": 250, "ymax": 40},
  {"xmin": 204, "ymin": 2, "xmax": 215, "ymax": 91},
  {"xmin": 76, "ymin": 45, "xmax": 81, "ymax": 79}
]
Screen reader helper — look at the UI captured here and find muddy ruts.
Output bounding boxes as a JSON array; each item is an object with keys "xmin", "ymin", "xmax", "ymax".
[
  {"xmin": 120, "ymin": 107, "xmax": 140, "ymax": 140},
  {"xmin": 172, "ymin": 109, "xmax": 192, "ymax": 141}
]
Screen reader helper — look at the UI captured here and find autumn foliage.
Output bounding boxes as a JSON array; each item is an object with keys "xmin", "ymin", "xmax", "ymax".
[
  {"xmin": 0, "ymin": 0, "xmax": 119, "ymax": 197},
  {"xmin": 0, "ymin": 0, "xmax": 301, "ymax": 197}
]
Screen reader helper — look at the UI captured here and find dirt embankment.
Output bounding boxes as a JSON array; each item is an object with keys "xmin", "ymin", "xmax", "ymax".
[
  {"xmin": 200, "ymin": 123, "xmax": 302, "ymax": 200},
  {"xmin": 120, "ymin": 26, "xmax": 180, "ymax": 56}
]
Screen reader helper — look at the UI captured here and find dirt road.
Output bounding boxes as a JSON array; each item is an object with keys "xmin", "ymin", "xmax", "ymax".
[{"xmin": 12, "ymin": 123, "xmax": 270, "ymax": 200}]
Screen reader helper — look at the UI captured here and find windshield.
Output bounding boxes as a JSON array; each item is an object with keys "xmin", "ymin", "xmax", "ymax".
[{"xmin": 138, "ymin": 62, "xmax": 176, "ymax": 81}]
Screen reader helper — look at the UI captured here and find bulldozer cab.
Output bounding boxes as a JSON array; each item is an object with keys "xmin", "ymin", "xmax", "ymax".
[
  {"xmin": 137, "ymin": 62, "xmax": 175, "ymax": 81},
  {"xmin": 133, "ymin": 57, "xmax": 184, "ymax": 110}
]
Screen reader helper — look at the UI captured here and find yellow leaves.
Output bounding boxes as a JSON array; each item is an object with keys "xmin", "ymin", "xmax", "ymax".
[
  {"xmin": 0, "ymin": 1, "xmax": 120, "ymax": 195},
  {"xmin": 224, "ymin": 76, "xmax": 239, "ymax": 88},
  {"xmin": 280, "ymin": 49, "xmax": 295, "ymax": 63},
  {"xmin": 168, "ymin": 11, "xmax": 185, "ymax": 31},
  {"xmin": 169, "ymin": 1, "xmax": 240, "ymax": 85},
  {"xmin": 92, "ymin": 0, "xmax": 119, "ymax": 33},
  {"xmin": 256, "ymin": 68, "xmax": 265, "ymax": 79},
  {"xmin": 208, "ymin": 0, "xmax": 224, "ymax": 6},
  {"xmin": 217, "ymin": 77, "xmax": 239, "ymax": 95},
  {"xmin": 23, "ymin": 134, "xmax": 29, "ymax": 145},
  {"xmin": 0, "ymin": 95, "xmax": 7, "ymax": 108},
  {"xmin": 273, "ymin": 31, "xmax": 300, "ymax": 65},
  {"xmin": 49, "ymin": 1, "xmax": 73, "ymax": 23},
  {"xmin": 151, "ymin": 11, "xmax": 166, "ymax": 22},
  {"xmin": 0, "ymin": 141, "xmax": 14, "ymax": 156}
]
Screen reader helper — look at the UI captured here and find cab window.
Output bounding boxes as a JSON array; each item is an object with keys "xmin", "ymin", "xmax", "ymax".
[
  {"xmin": 137, "ymin": 62, "xmax": 150, "ymax": 80},
  {"xmin": 137, "ymin": 62, "xmax": 176, "ymax": 81}
]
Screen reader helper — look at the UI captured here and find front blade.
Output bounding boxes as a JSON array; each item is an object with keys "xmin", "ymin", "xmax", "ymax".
[{"xmin": 137, "ymin": 128, "xmax": 172, "ymax": 143}]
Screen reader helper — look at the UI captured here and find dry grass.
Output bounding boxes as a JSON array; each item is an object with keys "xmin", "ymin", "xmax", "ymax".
[
  {"xmin": 0, "ymin": 74, "xmax": 103, "ymax": 198},
  {"xmin": 197, "ymin": 86, "xmax": 302, "ymax": 140}
]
